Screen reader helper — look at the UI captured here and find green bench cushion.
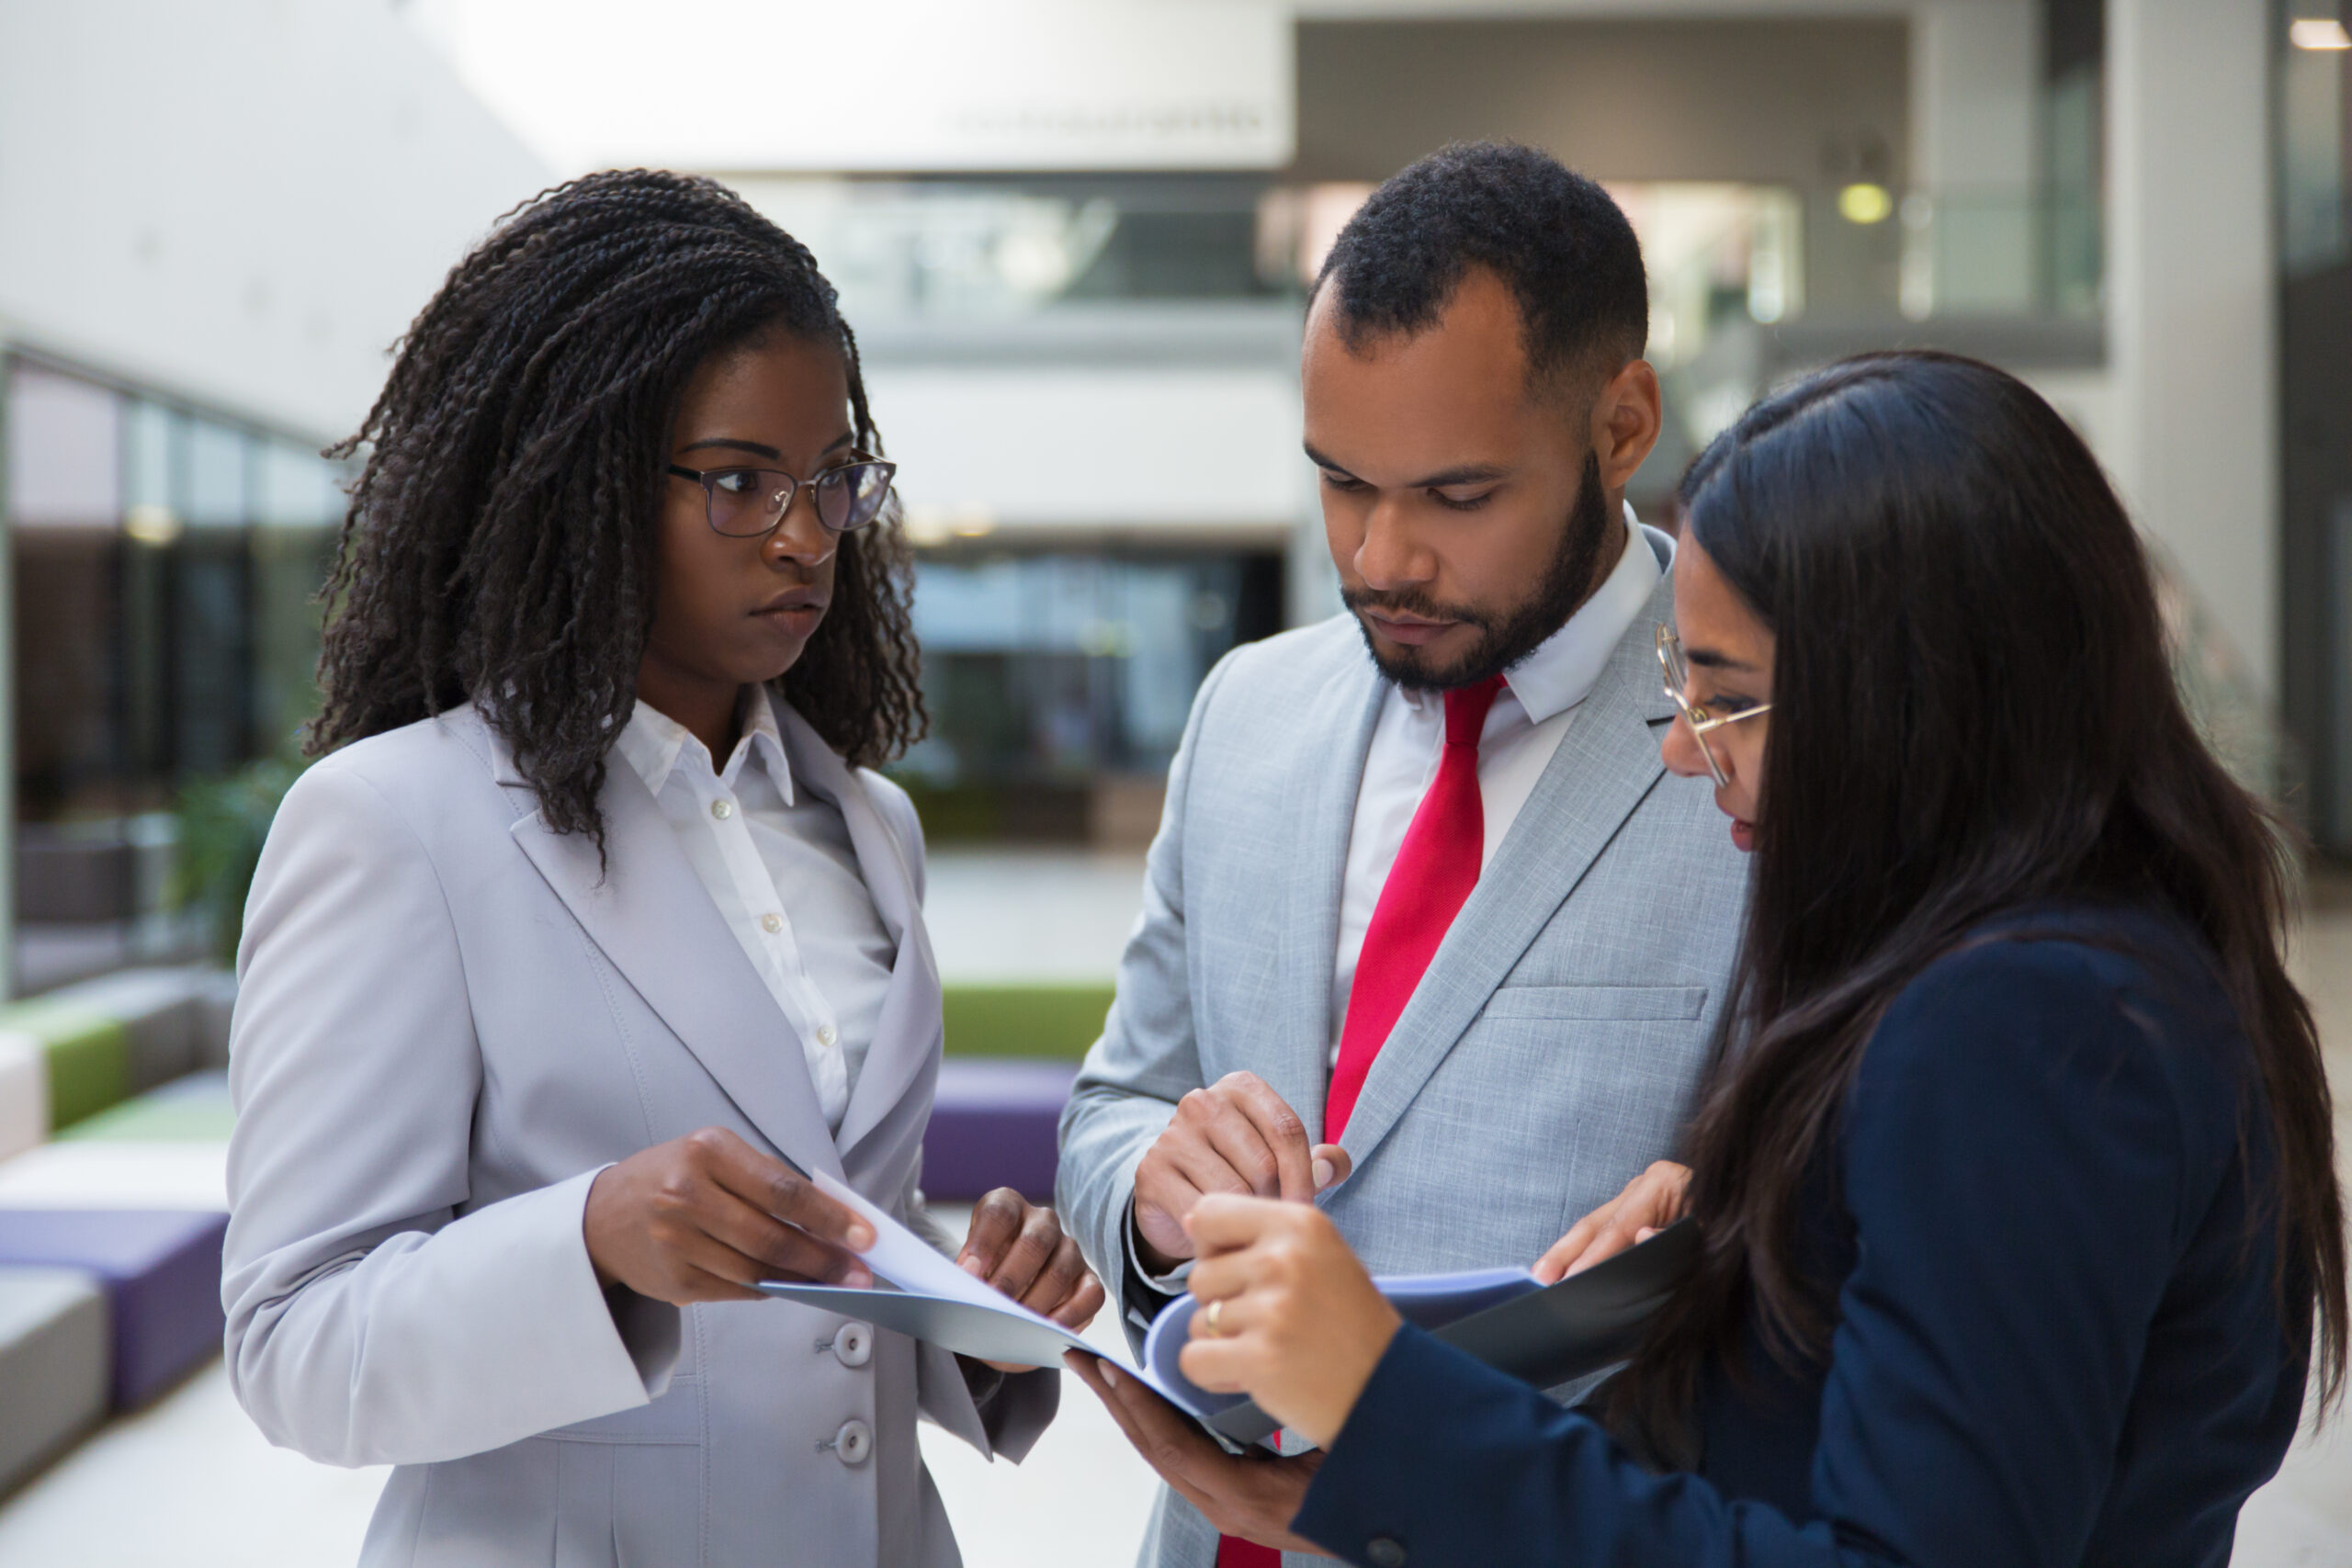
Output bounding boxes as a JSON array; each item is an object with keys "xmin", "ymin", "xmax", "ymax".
[
  {"xmin": 0, "ymin": 1003, "xmax": 130, "ymax": 1132},
  {"xmin": 54, "ymin": 1074, "xmax": 234, "ymax": 1144}
]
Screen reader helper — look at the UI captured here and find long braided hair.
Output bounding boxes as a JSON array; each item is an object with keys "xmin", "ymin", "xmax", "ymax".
[{"xmin": 311, "ymin": 168, "xmax": 924, "ymax": 852}]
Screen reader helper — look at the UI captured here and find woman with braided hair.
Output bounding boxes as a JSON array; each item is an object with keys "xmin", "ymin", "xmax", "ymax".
[{"xmin": 220, "ymin": 168, "xmax": 1101, "ymax": 1566}]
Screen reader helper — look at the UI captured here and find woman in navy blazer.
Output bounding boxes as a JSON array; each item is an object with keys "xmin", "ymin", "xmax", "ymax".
[{"xmin": 1078, "ymin": 353, "xmax": 2348, "ymax": 1567}]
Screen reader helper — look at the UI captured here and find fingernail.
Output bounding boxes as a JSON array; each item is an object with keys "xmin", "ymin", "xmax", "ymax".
[
  {"xmin": 961, "ymin": 1255, "xmax": 988, "ymax": 1277},
  {"xmin": 1102, "ymin": 1363, "xmax": 1119, "ymax": 1388},
  {"xmin": 1312, "ymin": 1157, "xmax": 1335, "ymax": 1190},
  {"xmin": 848, "ymin": 1223, "xmax": 876, "ymax": 1250},
  {"xmin": 845, "ymin": 1265, "xmax": 872, "ymax": 1288}
]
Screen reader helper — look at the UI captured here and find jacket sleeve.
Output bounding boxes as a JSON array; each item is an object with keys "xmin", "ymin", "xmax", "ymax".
[
  {"xmin": 221, "ymin": 759, "xmax": 677, "ymax": 1468},
  {"xmin": 1054, "ymin": 649, "xmax": 1243, "ymax": 1351},
  {"xmin": 1292, "ymin": 941, "xmax": 2206, "ymax": 1568}
]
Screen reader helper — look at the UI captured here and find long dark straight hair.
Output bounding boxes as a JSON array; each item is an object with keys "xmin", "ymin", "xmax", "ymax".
[{"xmin": 1614, "ymin": 351, "xmax": 2346, "ymax": 1450}]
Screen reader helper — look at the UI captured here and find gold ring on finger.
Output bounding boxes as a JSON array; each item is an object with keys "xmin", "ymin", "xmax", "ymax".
[{"xmin": 1204, "ymin": 1298, "xmax": 1227, "ymax": 1337}]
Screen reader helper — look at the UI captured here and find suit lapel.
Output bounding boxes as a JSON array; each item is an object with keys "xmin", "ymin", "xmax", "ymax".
[
  {"xmin": 1272, "ymin": 659, "xmax": 1388, "ymax": 1142},
  {"xmin": 1332, "ymin": 574, "xmax": 1684, "ymax": 1174},
  {"xmin": 485, "ymin": 710, "xmax": 846, "ymax": 1180},
  {"xmin": 780, "ymin": 705, "xmax": 944, "ymax": 1158}
]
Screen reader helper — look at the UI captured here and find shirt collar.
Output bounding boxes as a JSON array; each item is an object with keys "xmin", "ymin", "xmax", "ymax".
[
  {"xmin": 1501, "ymin": 502, "xmax": 1664, "ymax": 725},
  {"xmin": 616, "ymin": 686, "xmax": 797, "ymax": 806}
]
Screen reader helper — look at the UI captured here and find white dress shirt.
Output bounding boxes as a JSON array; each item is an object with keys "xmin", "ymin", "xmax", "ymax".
[
  {"xmin": 616, "ymin": 689, "xmax": 898, "ymax": 1134},
  {"xmin": 1329, "ymin": 504, "xmax": 1665, "ymax": 1062}
]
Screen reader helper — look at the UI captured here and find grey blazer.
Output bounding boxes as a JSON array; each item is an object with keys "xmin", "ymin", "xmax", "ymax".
[
  {"xmin": 223, "ymin": 702, "xmax": 1052, "ymax": 1568},
  {"xmin": 1057, "ymin": 531, "xmax": 1749, "ymax": 1568}
]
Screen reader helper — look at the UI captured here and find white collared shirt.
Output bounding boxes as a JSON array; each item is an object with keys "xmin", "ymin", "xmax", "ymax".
[
  {"xmin": 1329, "ymin": 504, "xmax": 1666, "ymax": 1063},
  {"xmin": 615, "ymin": 690, "xmax": 897, "ymax": 1134}
]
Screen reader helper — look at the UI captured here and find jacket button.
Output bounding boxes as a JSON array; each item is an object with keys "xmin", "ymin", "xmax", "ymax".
[
  {"xmin": 1365, "ymin": 1538, "xmax": 1407, "ymax": 1567},
  {"xmin": 832, "ymin": 1322, "xmax": 872, "ymax": 1368},
  {"xmin": 832, "ymin": 1418, "xmax": 872, "ymax": 1466}
]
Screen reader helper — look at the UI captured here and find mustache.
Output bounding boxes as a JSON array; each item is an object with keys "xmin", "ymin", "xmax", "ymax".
[{"xmin": 1340, "ymin": 585, "xmax": 1492, "ymax": 628}]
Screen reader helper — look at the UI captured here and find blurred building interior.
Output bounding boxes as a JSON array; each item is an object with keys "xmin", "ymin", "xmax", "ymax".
[{"xmin": 0, "ymin": 1, "xmax": 2347, "ymax": 1561}]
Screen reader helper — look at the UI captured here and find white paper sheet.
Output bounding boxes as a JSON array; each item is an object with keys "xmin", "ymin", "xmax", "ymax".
[{"xmin": 809, "ymin": 1168, "xmax": 1074, "ymax": 1338}]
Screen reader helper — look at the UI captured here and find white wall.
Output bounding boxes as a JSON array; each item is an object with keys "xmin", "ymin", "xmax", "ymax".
[
  {"xmin": 862, "ymin": 367, "xmax": 1306, "ymax": 533},
  {"xmin": 1910, "ymin": 0, "xmax": 2040, "ymax": 310},
  {"xmin": 0, "ymin": 0, "xmax": 550, "ymax": 443},
  {"xmin": 2106, "ymin": 0, "xmax": 2279, "ymax": 694},
  {"xmin": 416, "ymin": 0, "xmax": 1293, "ymax": 175}
]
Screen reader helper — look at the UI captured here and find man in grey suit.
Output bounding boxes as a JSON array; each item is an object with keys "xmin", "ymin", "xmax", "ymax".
[{"xmin": 1057, "ymin": 143, "xmax": 1751, "ymax": 1565}]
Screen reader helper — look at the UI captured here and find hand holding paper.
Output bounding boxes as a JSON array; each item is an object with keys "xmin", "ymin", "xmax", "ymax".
[
  {"xmin": 756, "ymin": 1171, "xmax": 1101, "ymax": 1370},
  {"xmin": 1535, "ymin": 1159, "xmax": 1692, "ymax": 1282},
  {"xmin": 955, "ymin": 1188, "xmax": 1105, "ymax": 1370},
  {"xmin": 583, "ymin": 1126, "xmax": 876, "ymax": 1306}
]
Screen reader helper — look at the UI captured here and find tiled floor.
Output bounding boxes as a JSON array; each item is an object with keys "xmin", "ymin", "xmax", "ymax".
[{"xmin": 0, "ymin": 854, "xmax": 2346, "ymax": 1565}]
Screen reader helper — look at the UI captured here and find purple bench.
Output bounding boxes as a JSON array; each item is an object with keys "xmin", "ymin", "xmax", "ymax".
[
  {"xmin": 0, "ymin": 1210, "xmax": 227, "ymax": 1409},
  {"xmin": 922, "ymin": 1060, "xmax": 1078, "ymax": 1202}
]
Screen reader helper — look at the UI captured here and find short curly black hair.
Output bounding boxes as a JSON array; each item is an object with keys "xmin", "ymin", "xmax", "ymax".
[
  {"xmin": 1316, "ymin": 141, "xmax": 1648, "ymax": 395},
  {"xmin": 311, "ymin": 169, "xmax": 922, "ymax": 855}
]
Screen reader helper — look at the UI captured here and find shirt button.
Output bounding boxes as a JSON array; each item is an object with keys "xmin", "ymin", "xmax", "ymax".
[
  {"xmin": 832, "ymin": 1418, "xmax": 872, "ymax": 1466},
  {"xmin": 1366, "ymin": 1538, "xmax": 1407, "ymax": 1568},
  {"xmin": 831, "ymin": 1322, "xmax": 871, "ymax": 1367},
  {"xmin": 816, "ymin": 1024, "xmax": 837, "ymax": 1047},
  {"xmin": 710, "ymin": 799, "xmax": 733, "ymax": 819},
  {"xmin": 760, "ymin": 913, "xmax": 783, "ymax": 934}
]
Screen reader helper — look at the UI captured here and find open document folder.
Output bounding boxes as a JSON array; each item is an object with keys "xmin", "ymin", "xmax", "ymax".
[{"xmin": 758, "ymin": 1171, "xmax": 1701, "ymax": 1448}]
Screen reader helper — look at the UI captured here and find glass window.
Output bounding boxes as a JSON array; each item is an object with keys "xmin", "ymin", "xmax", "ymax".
[
  {"xmin": 2282, "ymin": 19, "xmax": 2350, "ymax": 276},
  {"xmin": 185, "ymin": 418, "xmax": 249, "ymax": 528},
  {"xmin": 122, "ymin": 399, "xmax": 182, "ymax": 534},
  {"xmin": 257, "ymin": 439, "xmax": 341, "ymax": 527},
  {"xmin": 6, "ymin": 364, "xmax": 121, "ymax": 527},
  {"xmin": 904, "ymin": 549, "xmax": 1279, "ymax": 797}
]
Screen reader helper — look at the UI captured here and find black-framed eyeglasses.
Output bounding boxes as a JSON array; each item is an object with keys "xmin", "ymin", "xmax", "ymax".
[{"xmin": 666, "ymin": 455, "xmax": 898, "ymax": 537}]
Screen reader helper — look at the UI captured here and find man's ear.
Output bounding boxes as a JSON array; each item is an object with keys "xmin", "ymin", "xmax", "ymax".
[{"xmin": 1589, "ymin": 359, "xmax": 1664, "ymax": 493}]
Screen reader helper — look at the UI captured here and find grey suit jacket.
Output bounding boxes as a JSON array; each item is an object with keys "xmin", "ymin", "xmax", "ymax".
[
  {"xmin": 1056, "ymin": 532, "xmax": 1749, "ymax": 1568},
  {"xmin": 223, "ymin": 701, "xmax": 1051, "ymax": 1568}
]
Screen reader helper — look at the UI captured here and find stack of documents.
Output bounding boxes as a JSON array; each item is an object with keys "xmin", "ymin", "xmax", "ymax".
[{"xmin": 758, "ymin": 1171, "xmax": 1700, "ymax": 1447}]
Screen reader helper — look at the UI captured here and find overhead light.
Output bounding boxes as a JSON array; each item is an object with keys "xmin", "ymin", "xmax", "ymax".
[
  {"xmin": 1838, "ymin": 183, "xmax": 1894, "ymax": 226},
  {"xmin": 2291, "ymin": 17, "xmax": 2352, "ymax": 49},
  {"xmin": 124, "ymin": 504, "xmax": 182, "ymax": 547},
  {"xmin": 902, "ymin": 503, "xmax": 951, "ymax": 547}
]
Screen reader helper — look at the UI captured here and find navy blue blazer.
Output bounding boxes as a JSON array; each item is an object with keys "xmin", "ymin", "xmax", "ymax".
[{"xmin": 1294, "ymin": 908, "xmax": 2310, "ymax": 1568}]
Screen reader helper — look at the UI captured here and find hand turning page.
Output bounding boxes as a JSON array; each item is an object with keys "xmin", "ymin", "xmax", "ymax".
[{"xmin": 755, "ymin": 1170, "xmax": 1093, "ymax": 1370}]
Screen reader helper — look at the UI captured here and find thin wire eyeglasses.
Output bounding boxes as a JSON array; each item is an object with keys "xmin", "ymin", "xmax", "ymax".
[
  {"xmin": 666, "ymin": 454, "xmax": 898, "ymax": 538},
  {"xmin": 1656, "ymin": 623, "xmax": 1771, "ymax": 789}
]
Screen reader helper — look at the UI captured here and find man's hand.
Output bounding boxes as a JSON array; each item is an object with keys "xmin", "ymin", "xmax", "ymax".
[
  {"xmin": 583, "ymin": 1127, "xmax": 875, "ymax": 1305},
  {"xmin": 1532, "ymin": 1160, "xmax": 1691, "ymax": 1283},
  {"xmin": 957, "ymin": 1189, "xmax": 1107, "ymax": 1371},
  {"xmin": 1131, "ymin": 1072, "xmax": 1349, "ymax": 1273},
  {"xmin": 1065, "ymin": 1351, "xmax": 1331, "ymax": 1558}
]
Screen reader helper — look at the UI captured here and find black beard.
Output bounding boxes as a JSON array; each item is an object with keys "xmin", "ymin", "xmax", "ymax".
[{"xmin": 1344, "ymin": 450, "xmax": 1613, "ymax": 693}]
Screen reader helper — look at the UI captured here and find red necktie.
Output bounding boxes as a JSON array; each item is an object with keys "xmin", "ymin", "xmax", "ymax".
[
  {"xmin": 1325, "ymin": 673, "xmax": 1502, "ymax": 1142},
  {"xmin": 1215, "ymin": 677, "xmax": 1503, "ymax": 1568}
]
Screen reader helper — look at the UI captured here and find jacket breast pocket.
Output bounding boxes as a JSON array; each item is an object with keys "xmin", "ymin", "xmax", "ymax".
[{"xmin": 1481, "ymin": 984, "xmax": 1708, "ymax": 1022}]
